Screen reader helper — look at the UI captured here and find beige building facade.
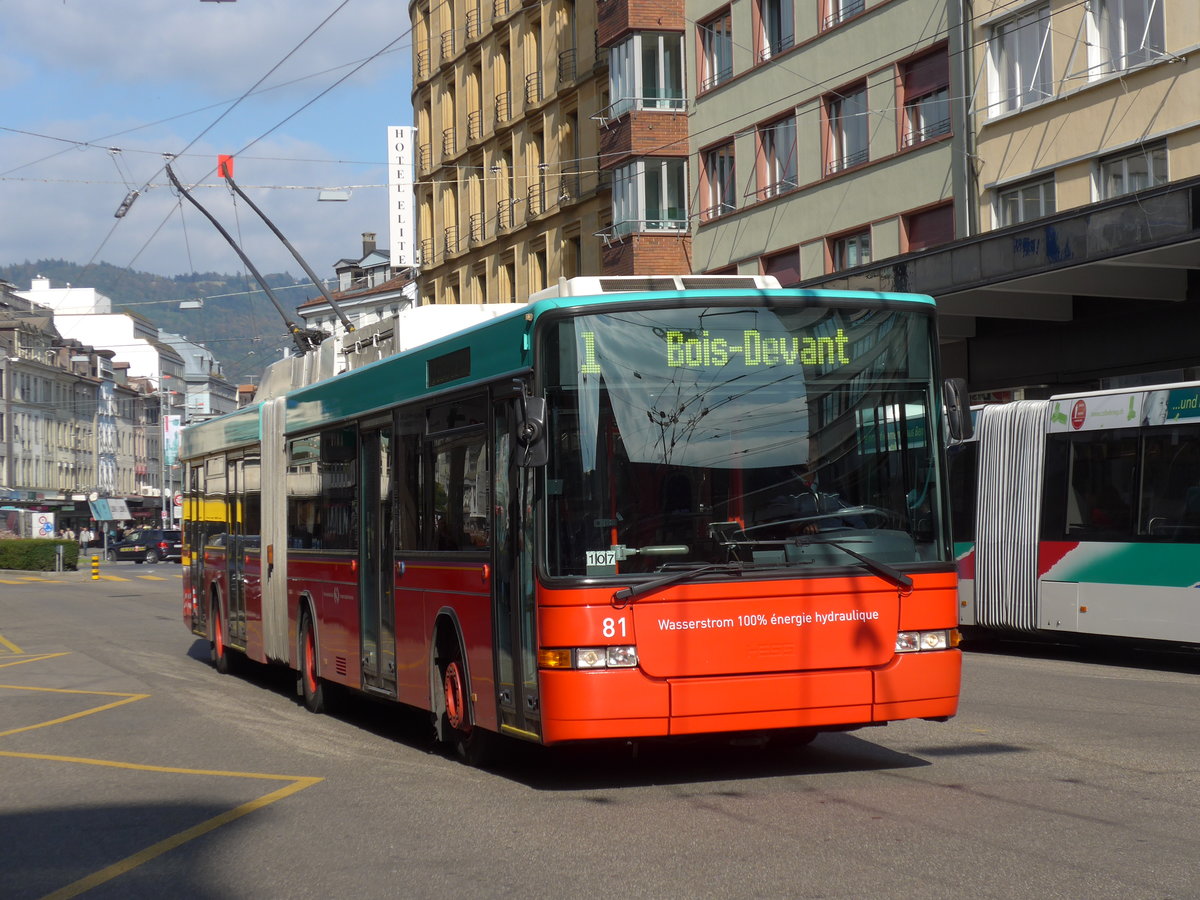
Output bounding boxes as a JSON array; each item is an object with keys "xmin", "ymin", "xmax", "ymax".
[{"xmin": 411, "ymin": 0, "xmax": 614, "ymax": 305}]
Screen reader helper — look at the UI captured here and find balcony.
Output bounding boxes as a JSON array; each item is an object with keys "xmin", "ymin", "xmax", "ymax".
[
  {"xmin": 557, "ymin": 49, "xmax": 576, "ymax": 88},
  {"xmin": 416, "ymin": 48, "xmax": 431, "ymax": 80},
  {"xmin": 469, "ymin": 213, "xmax": 486, "ymax": 244},
  {"xmin": 525, "ymin": 72, "xmax": 543, "ymax": 106},
  {"xmin": 558, "ymin": 166, "xmax": 581, "ymax": 205},
  {"xmin": 467, "ymin": 109, "xmax": 483, "ymax": 141},
  {"xmin": 495, "ymin": 91, "xmax": 511, "ymax": 125},
  {"xmin": 465, "ymin": 8, "xmax": 481, "ymax": 41},
  {"xmin": 442, "ymin": 128, "xmax": 457, "ymax": 158},
  {"xmin": 493, "ymin": 0, "xmax": 510, "ymax": 18},
  {"xmin": 419, "ymin": 237, "xmax": 434, "ymax": 266},
  {"xmin": 497, "ymin": 198, "xmax": 517, "ymax": 231},
  {"xmin": 527, "ymin": 180, "xmax": 546, "ymax": 218},
  {"xmin": 418, "ymin": 143, "xmax": 432, "ymax": 172},
  {"xmin": 440, "ymin": 30, "xmax": 456, "ymax": 60},
  {"xmin": 444, "ymin": 226, "xmax": 460, "ymax": 257}
]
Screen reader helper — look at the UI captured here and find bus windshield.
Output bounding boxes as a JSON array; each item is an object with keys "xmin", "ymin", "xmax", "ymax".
[{"xmin": 541, "ymin": 301, "xmax": 949, "ymax": 578}]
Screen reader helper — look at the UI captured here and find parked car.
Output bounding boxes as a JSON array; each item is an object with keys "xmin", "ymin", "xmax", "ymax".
[{"xmin": 106, "ymin": 529, "xmax": 183, "ymax": 564}]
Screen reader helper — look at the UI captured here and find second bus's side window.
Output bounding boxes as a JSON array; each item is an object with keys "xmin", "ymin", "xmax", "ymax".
[
  {"xmin": 1042, "ymin": 431, "xmax": 1138, "ymax": 540},
  {"xmin": 1140, "ymin": 425, "xmax": 1200, "ymax": 541}
]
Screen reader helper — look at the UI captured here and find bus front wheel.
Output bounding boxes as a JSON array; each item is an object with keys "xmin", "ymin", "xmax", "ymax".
[{"xmin": 437, "ymin": 654, "xmax": 496, "ymax": 767}]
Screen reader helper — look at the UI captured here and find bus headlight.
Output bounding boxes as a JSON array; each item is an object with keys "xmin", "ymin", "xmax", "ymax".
[
  {"xmin": 895, "ymin": 630, "xmax": 953, "ymax": 652},
  {"xmin": 538, "ymin": 647, "xmax": 639, "ymax": 669}
]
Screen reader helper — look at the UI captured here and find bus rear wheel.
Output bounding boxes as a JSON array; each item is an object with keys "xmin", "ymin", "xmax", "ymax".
[
  {"xmin": 210, "ymin": 599, "xmax": 231, "ymax": 675},
  {"xmin": 300, "ymin": 613, "xmax": 326, "ymax": 714}
]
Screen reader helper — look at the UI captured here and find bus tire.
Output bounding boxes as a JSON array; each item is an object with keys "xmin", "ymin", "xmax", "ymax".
[
  {"xmin": 437, "ymin": 652, "xmax": 497, "ymax": 767},
  {"xmin": 210, "ymin": 597, "xmax": 231, "ymax": 675},
  {"xmin": 299, "ymin": 612, "xmax": 326, "ymax": 714}
]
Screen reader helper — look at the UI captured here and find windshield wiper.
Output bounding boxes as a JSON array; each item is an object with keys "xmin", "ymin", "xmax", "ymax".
[
  {"xmin": 612, "ymin": 562, "xmax": 745, "ymax": 605},
  {"xmin": 793, "ymin": 536, "xmax": 913, "ymax": 590}
]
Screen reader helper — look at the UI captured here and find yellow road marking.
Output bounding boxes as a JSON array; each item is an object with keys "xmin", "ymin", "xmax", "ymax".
[
  {"xmin": 0, "ymin": 632, "xmax": 23, "ymax": 653},
  {"xmin": 0, "ymin": 684, "xmax": 148, "ymax": 738},
  {"xmin": 18, "ymin": 576, "xmax": 54, "ymax": 582},
  {"xmin": 99, "ymin": 574, "xmax": 130, "ymax": 581},
  {"xmin": 136, "ymin": 575, "xmax": 168, "ymax": 581},
  {"xmin": 0, "ymin": 652, "xmax": 70, "ymax": 668},
  {"xmin": 0, "ymin": 649, "xmax": 324, "ymax": 898}
]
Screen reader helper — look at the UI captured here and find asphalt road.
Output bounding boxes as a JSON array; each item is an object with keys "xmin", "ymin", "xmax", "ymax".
[{"xmin": 1, "ymin": 569, "xmax": 1198, "ymax": 899}]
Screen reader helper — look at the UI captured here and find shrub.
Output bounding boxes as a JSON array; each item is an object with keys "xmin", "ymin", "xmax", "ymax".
[{"xmin": 0, "ymin": 539, "xmax": 79, "ymax": 571}]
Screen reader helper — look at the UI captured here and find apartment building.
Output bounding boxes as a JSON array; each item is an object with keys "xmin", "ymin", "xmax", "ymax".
[
  {"xmin": 687, "ymin": 0, "xmax": 970, "ymax": 281},
  {"xmin": 972, "ymin": 0, "xmax": 1196, "ymax": 233},
  {"xmin": 412, "ymin": 0, "xmax": 615, "ymax": 305}
]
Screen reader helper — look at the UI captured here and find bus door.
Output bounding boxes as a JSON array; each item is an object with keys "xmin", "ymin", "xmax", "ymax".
[
  {"xmin": 359, "ymin": 419, "xmax": 397, "ymax": 697},
  {"xmin": 226, "ymin": 457, "xmax": 248, "ymax": 646},
  {"xmin": 492, "ymin": 398, "xmax": 541, "ymax": 741}
]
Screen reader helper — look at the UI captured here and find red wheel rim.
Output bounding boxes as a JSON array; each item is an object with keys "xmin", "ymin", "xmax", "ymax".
[
  {"xmin": 304, "ymin": 625, "xmax": 317, "ymax": 693},
  {"xmin": 443, "ymin": 661, "xmax": 467, "ymax": 731}
]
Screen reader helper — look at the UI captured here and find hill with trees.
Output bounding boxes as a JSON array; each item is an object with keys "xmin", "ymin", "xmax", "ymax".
[{"xmin": 0, "ymin": 259, "xmax": 314, "ymax": 385}]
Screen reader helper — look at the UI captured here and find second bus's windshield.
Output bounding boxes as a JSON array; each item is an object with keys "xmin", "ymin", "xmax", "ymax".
[{"xmin": 541, "ymin": 302, "xmax": 949, "ymax": 578}]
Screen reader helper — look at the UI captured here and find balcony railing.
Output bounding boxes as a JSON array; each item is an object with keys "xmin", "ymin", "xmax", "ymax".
[
  {"xmin": 467, "ymin": 109, "xmax": 483, "ymax": 141},
  {"xmin": 557, "ymin": 49, "xmax": 576, "ymax": 88},
  {"xmin": 497, "ymin": 197, "xmax": 517, "ymax": 231},
  {"xmin": 527, "ymin": 180, "xmax": 546, "ymax": 217},
  {"xmin": 416, "ymin": 48, "xmax": 431, "ymax": 79},
  {"xmin": 442, "ymin": 128, "xmax": 457, "ymax": 157},
  {"xmin": 525, "ymin": 72, "xmax": 543, "ymax": 106},
  {"xmin": 495, "ymin": 91, "xmax": 511, "ymax": 125},
  {"xmin": 469, "ymin": 213, "xmax": 486, "ymax": 244},
  {"xmin": 558, "ymin": 166, "xmax": 581, "ymax": 205},
  {"xmin": 418, "ymin": 144, "xmax": 432, "ymax": 172},
  {"xmin": 444, "ymin": 225, "xmax": 459, "ymax": 256},
  {"xmin": 493, "ymin": 0, "xmax": 510, "ymax": 18},
  {"xmin": 823, "ymin": 0, "xmax": 865, "ymax": 30},
  {"xmin": 901, "ymin": 116, "xmax": 951, "ymax": 148},
  {"xmin": 418, "ymin": 238, "xmax": 434, "ymax": 266},
  {"xmin": 825, "ymin": 147, "xmax": 869, "ymax": 175},
  {"xmin": 465, "ymin": 8, "xmax": 481, "ymax": 40},
  {"xmin": 440, "ymin": 30, "xmax": 456, "ymax": 60},
  {"xmin": 757, "ymin": 32, "xmax": 794, "ymax": 61}
]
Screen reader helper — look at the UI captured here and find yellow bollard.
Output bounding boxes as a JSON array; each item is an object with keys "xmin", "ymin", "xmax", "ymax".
[{"xmin": 91, "ymin": 554, "xmax": 100, "ymax": 581}]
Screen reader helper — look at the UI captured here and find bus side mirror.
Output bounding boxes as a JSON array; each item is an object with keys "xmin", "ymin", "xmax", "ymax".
[
  {"xmin": 516, "ymin": 395, "xmax": 549, "ymax": 467},
  {"xmin": 943, "ymin": 378, "xmax": 973, "ymax": 443}
]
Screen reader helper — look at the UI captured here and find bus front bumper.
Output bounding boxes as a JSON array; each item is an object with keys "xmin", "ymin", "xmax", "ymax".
[{"xmin": 538, "ymin": 649, "xmax": 961, "ymax": 744}]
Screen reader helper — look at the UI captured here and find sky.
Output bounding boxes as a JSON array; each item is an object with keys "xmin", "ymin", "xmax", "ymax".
[{"xmin": 1, "ymin": 0, "xmax": 412, "ymax": 283}]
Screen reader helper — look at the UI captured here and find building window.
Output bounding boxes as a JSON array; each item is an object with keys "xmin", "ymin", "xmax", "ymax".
[
  {"xmin": 701, "ymin": 142, "xmax": 736, "ymax": 221},
  {"xmin": 997, "ymin": 177, "xmax": 1055, "ymax": 226},
  {"xmin": 902, "ymin": 46, "xmax": 951, "ymax": 147},
  {"xmin": 826, "ymin": 83, "xmax": 868, "ymax": 174},
  {"xmin": 831, "ymin": 230, "xmax": 871, "ymax": 271},
  {"xmin": 698, "ymin": 10, "xmax": 733, "ymax": 92},
  {"xmin": 755, "ymin": 0, "xmax": 793, "ymax": 61},
  {"xmin": 1097, "ymin": 141, "xmax": 1167, "ymax": 200},
  {"xmin": 905, "ymin": 203, "xmax": 953, "ymax": 252},
  {"xmin": 609, "ymin": 32, "xmax": 685, "ymax": 117},
  {"xmin": 761, "ymin": 247, "xmax": 800, "ymax": 286},
  {"xmin": 612, "ymin": 158, "xmax": 688, "ymax": 235},
  {"xmin": 990, "ymin": 6, "xmax": 1051, "ymax": 114},
  {"xmin": 1092, "ymin": 0, "xmax": 1165, "ymax": 72},
  {"xmin": 822, "ymin": 0, "xmax": 864, "ymax": 31},
  {"xmin": 756, "ymin": 115, "xmax": 798, "ymax": 199}
]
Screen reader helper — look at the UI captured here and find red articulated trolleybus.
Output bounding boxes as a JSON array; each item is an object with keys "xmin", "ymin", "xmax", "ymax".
[{"xmin": 182, "ymin": 275, "xmax": 971, "ymax": 762}]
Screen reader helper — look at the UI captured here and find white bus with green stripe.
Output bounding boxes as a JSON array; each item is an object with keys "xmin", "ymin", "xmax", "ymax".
[{"xmin": 951, "ymin": 383, "xmax": 1200, "ymax": 645}]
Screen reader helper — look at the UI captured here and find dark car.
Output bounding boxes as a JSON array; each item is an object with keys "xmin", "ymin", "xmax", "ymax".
[{"xmin": 106, "ymin": 529, "xmax": 183, "ymax": 564}]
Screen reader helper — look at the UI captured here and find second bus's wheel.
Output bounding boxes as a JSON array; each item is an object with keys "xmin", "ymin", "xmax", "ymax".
[
  {"xmin": 210, "ymin": 599, "xmax": 231, "ymax": 675},
  {"xmin": 440, "ymin": 657, "xmax": 497, "ymax": 767},
  {"xmin": 300, "ymin": 613, "xmax": 326, "ymax": 714}
]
